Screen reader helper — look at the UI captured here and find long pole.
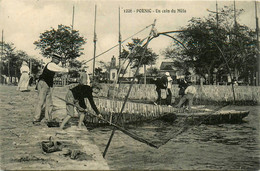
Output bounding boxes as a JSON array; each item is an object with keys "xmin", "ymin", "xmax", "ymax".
[
  {"xmin": 30, "ymin": 58, "xmax": 32, "ymax": 75},
  {"xmin": 55, "ymin": 95, "xmax": 158, "ymax": 149},
  {"xmin": 255, "ymin": 1, "xmax": 259, "ymax": 86},
  {"xmin": 216, "ymin": 1, "xmax": 218, "ymax": 28},
  {"xmin": 93, "ymin": 5, "xmax": 97, "ymax": 83},
  {"xmin": 103, "ymin": 20, "xmax": 157, "ymax": 158},
  {"xmin": 234, "ymin": 0, "xmax": 237, "ymax": 28},
  {"xmin": 118, "ymin": 6, "xmax": 121, "ymax": 78},
  {"xmin": 72, "ymin": 5, "xmax": 75, "ymax": 30},
  {"xmin": 1, "ymin": 30, "xmax": 3, "ymax": 58},
  {"xmin": 0, "ymin": 30, "xmax": 3, "ymax": 84}
]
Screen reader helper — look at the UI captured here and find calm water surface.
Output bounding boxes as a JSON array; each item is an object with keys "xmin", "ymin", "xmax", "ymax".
[{"xmin": 89, "ymin": 106, "xmax": 260, "ymax": 170}]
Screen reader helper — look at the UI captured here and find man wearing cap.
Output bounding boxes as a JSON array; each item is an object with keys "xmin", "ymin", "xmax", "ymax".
[{"xmin": 33, "ymin": 53, "xmax": 69, "ymax": 123}]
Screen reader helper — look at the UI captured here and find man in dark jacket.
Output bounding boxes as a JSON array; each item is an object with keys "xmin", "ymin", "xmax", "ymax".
[
  {"xmin": 60, "ymin": 76, "xmax": 102, "ymax": 130},
  {"xmin": 154, "ymin": 74, "xmax": 168, "ymax": 105}
]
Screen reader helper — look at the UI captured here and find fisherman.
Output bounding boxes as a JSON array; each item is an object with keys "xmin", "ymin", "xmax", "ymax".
[
  {"xmin": 33, "ymin": 53, "xmax": 69, "ymax": 124},
  {"xmin": 165, "ymin": 72, "xmax": 173, "ymax": 107},
  {"xmin": 175, "ymin": 81, "xmax": 197, "ymax": 110},
  {"xmin": 177, "ymin": 73, "xmax": 190, "ymax": 107},
  {"xmin": 17, "ymin": 61, "xmax": 30, "ymax": 92},
  {"xmin": 59, "ymin": 70, "xmax": 102, "ymax": 130},
  {"xmin": 153, "ymin": 74, "xmax": 167, "ymax": 105}
]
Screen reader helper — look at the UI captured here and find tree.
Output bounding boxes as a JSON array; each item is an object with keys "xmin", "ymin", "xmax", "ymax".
[
  {"xmin": 162, "ymin": 5, "xmax": 257, "ymax": 85},
  {"xmin": 147, "ymin": 67, "xmax": 160, "ymax": 76},
  {"xmin": 1, "ymin": 42, "xmax": 16, "ymax": 82},
  {"xmin": 121, "ymin": 38, "xmax": 158, "ymax": 84},
  {"xmin": 120, "ymin": 38, "xmax": 158, "ymax": 68},
  {"xmin": 0, "ymin": 42, "xmax": 42, "ymax": 84},
  {"xmin": 34, "ymin": 24, "xmax": 86, "ymax": 66}
]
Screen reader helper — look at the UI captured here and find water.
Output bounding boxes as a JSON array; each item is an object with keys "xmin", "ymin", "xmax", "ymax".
[{"xmin": 89, "ymin": 106, "xmax": 260, "ymax": 170}]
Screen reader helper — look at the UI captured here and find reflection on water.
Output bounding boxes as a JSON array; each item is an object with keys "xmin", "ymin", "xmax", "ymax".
[{"xmin": 89, "ymin": 106, "xmax": 260, "ymax": 170}]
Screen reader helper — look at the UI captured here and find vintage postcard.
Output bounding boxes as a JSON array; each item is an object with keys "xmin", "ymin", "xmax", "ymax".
[{"xmin": 0, "ymin": 0, "xmax": 259, "ymax": 170}]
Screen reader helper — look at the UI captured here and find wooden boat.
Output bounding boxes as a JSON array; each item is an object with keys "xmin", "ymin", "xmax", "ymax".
[{"xmin": 83, "ymin": 98, "xmax": 250, "ymax": 126}]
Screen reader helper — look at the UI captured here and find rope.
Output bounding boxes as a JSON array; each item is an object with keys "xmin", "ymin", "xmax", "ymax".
[
  {"xmin": 84, "ymin": 24, "xmax": 153, "ymax": 64},
  {"xmin": 103, "ymin": 20, "xmax": 157, "ymax": 158}
]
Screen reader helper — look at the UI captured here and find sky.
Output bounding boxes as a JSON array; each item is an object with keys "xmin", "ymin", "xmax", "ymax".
[{"xmin": 0, "ymin": 0, "xmax": 258, "ymax": 74}]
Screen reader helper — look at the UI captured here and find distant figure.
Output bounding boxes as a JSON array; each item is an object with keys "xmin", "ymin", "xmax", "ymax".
[
  {"xmin": 175, "ymin": 82, "xmax": 197, "ymax": 110},
  {"xmin": 154, "ymin": 75, "xmax": 167, "ymax": 105},
  {"xmin": 177, "ymin": 75, "xmax": 189, "ymax": 107},
  {"xmin": 178, "ymin": 75, "xmax": 189, "ymax": 97},
  {"xmin": 165, "ymin": 72, "xmax": 173, "ymax": 106},
  {"xmin": 60, "ymin": 83, "xmax": 102, "ymax": 130},
  {"xmin": 79, "ymin": 66, "xmax": 90, "ymax": 86},
  {"xmin": 17, "ymin": 61, "xmax": 30, "ymax": 92},
  {"xmin": 33, "ymin": 54, "xmax": 69, "ymax": 124}
]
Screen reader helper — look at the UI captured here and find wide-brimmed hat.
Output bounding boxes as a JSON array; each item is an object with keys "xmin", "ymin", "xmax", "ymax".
[{"xmin": 165, "ymin": 72, "xmax": 170, "ymax": 76}]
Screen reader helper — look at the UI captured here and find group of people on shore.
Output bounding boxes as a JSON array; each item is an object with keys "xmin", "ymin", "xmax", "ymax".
[
  {"xmin": 28, "ymin": 54, "xmax": 102, "ymax": 130},
  {"xmin": 17, "ymin": 53, "xmax": 196, "ymax": 131},
  {"xmin": 154, "ymin": 72, "xmax": 197, "ymax": 110}
]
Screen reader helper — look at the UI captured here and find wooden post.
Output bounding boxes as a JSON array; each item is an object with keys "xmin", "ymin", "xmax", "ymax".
[
  {"xmin": 118, "ymin": 6, "xmax": 121, "ymax": 76},
  {"xmin": 93, "ymin": 5, "xmax": 97, "ymax": 83},
  {"xmin": 255, "ymin": 1, "xmax": 260, "ymax": 86}
]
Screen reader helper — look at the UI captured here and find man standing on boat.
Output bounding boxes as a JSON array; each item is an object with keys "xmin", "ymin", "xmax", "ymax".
[{"xmin": 33, "ymin": 53, "xmax": 69, "ymax": 124}]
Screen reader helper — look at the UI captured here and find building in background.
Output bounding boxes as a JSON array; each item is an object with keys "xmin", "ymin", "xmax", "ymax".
[{"xmin": 109, "ymin": 56, "xmax": 117, "ymax": 81}]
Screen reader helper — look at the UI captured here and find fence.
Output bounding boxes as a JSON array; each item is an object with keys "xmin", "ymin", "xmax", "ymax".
[{"xmin": 95, "ymin": 84, "xmax": 260, "ymax": 104}]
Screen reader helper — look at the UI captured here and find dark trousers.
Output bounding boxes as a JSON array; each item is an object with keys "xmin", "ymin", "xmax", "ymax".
[
  {"xmin": 155, "ymin": 87, "xmax": 161, "ymax": 104},
  {"xmin": 166, "ymin": 88, "xmax": 172, "ymax": 105}
]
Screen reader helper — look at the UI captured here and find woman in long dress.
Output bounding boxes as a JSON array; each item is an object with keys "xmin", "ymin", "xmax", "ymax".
[{"xmin": 17, "ymin": 61, "xmax": 30, "ymax": 91}]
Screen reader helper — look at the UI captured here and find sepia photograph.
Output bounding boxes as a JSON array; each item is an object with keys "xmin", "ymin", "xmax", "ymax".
[{"xmin": 0, "ymin": 0, "xmax": 259, "ymax": 170}]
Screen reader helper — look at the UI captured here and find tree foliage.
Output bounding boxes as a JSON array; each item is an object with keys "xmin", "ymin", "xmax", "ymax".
[
  {"xmin": 147, "ymin": 67, "xmax": 160, "ymax": 76},
  {"xmin": 0, "ymin": 42, "xmax": 42, "ymax": 83},
  {"xmin": 162, "ymin": 5, "xmax": 257, "ymax": 84},
  {"xmin": 121, "ymin": 38, "xmax": 158, "ymax": 68},
  {"xmin": 34, "ymin": 24, "xmax": 86, "ymax": 65}
]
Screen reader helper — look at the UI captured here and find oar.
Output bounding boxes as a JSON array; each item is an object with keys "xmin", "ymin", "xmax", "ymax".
[{"xmin": 55, "ymin": 96, "xmax": 159, "ymax": 150}]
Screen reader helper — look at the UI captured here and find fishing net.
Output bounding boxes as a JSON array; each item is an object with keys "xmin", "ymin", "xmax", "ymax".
[{"xmin": 123, "ymin": 105, "xmax": 228, "ymax": 148}]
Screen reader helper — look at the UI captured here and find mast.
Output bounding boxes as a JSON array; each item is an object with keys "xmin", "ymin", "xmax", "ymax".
[
  {"xmin": 216, "ymin": 1, "xmax": 218, "ymax": 28},
  {"xmin": 72, "ymin": 5, "xmax": 75, "ymax": 30},
  {"xmin": 0, "ymin": 30, "xmax": 3, "ymax": 83},
  {"xmin": 234, "ymin": 0, "xmax": 237, "ymax": 27},
  {"xmin": 118, "ymin": 6, "xmax": 122, "ymax": 77},
  {"xmin": 255, "ymin": 1, "xmax": 259, "ymax": 86},
  {"xmin": 93, "ymin": 5, "xmax": 97, "ymax": 83},
  {"xmin": 1, "ymin": 30, "xmax": 3, "ymax": 59}
]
